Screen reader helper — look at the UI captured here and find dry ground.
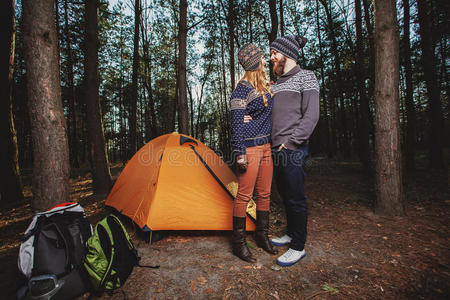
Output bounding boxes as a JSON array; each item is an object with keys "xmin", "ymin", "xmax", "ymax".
[{"xmin": 1, "ymin": 160, "xmax": 449, "ymax": 299}]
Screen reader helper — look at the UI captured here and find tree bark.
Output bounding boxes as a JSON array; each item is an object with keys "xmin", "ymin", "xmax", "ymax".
[
  {"xmin": 1, "ymin": 0, "xmax": 24, "ymax": 207},
  {"xmin": 23, "ymin": 0, "xmax": 70, "ymax": 211},
  {"xmin": 141, "ymin": 16, "xmax": 157, "ymax": 140},
  {"xmin": 177, "ymin": 0, "xmax": 189, "ymax": 134},
  {"xmin": 402, "ymin": 0, "xmax": 416, "ymax": 170},
  {"xmin": 279, "ymin": 0, "xmax": 284, "ymax": 36},
  {"xmin": 362, "ymin": 0, "xmax": 375, "ymax": 92},
  {"xmin": 84, "ymin": 0, "xmax": 112, "ymax": 195},
  {"xmin": 362, "ymin": 0, "xmax": 376, "ymax": 145},
  {"xmin": 64, "ymin": 0, "xmax": 79, "ymax": 168},
  {"xmin": 54, "ymin": 0, "xmax": 61, "ymax": 61},
  {"xmin": 417, "ymin": 0, "xmax": 445, "ymax": 168},
  {"xmin": 268, "ymin": 0, "xmax": 278, "ymax": 82},
  {"xmin": 315, "ymin": 0, "xmax": 332, "ymax": 157},
  {"xmin": 355, "ymin": 0, "xmax": 371, "ymax": 172},
  {"xmin": 129, "ymin": 0, "xmax": 141, "ymax": 156},
  {"xmin": 373, "ymin": 0, "xmax": 404, "ymax": 216}
]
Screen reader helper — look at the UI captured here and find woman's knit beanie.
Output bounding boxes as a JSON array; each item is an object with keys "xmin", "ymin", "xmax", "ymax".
[{"xmin": 238, "ymin": 43, "xmax": 264, "ymax": 71}]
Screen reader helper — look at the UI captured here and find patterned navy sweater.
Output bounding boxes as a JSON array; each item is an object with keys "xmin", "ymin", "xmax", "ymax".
[{"xmin": 230, "ymin": 80, "xmax": 273, "ymax": 156}]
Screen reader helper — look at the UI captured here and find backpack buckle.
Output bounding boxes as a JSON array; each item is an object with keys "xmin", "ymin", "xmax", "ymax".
[{"xmin": 28, "ymin": 274, "xmax": 64, "ymax": 299}]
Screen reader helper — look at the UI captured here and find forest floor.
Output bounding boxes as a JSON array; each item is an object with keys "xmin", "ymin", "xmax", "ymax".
[{"xmin": 0, "ymin": 158, "xmax": 449, "ymax": 299}]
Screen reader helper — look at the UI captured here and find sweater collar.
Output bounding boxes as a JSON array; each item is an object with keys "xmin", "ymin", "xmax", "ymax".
[
  {"xmin": 280, "ymin": 64, "xmax": 301, "ymax": 78},
  {"xmin": 239, "ymin": 80, "xmax": 254, "ymax": 88}
]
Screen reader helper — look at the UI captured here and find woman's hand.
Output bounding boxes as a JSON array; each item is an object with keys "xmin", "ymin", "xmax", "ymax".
[
  {"xmin": 237, "ymin": 155, "xmax": 248, "ymax": 172},
  {"xmin": 243, "ymin": 115, "xmax": 252, "ymax": 123}
]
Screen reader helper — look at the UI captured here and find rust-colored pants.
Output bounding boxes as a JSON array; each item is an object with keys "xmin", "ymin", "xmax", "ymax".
[{"xmin": 233, "ymin": 143, "xmax": 273, "ymax": 217}]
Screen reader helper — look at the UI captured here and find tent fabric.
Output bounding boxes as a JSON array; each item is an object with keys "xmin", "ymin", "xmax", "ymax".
[{"xmin": 106, "ymin": 133, "xmax": 255, "ymax": 231}]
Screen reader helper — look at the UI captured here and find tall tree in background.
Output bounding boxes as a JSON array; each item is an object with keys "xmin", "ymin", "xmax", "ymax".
[
  {"xmin": 84, "ymin": 0, "xmax": 112, "ymax": 195},
  {"xmin": 319, "ymin": 0, "xmax": 349, "ymax": 156},
  {"xmin": 279, "ymin": 0, "xmax": 284, "ymax": 36},
  {"xmin": 355, "ymin": 0, "xmax": 371, "ymax": 172},
  {"xmin": 23, "ymin": 0, "xmax": 70, "ymax": 210},
  {"xmin": 177, "ymin": 0, "xmax": 189, "ymax": 134},
  {"xmin": 268, "ymin": 0, "xmax": 278, "ymax": 81},
  {"xmin": 141, "ymin": 1, "xmax": 157, "ymax": 140},
  {"xmin": 315, "ymin": 0, "xmax": 332, "ymax": 157},
  {"xmin": 402, "ymin": 0, "xmax": 416, "ymax": 170},
  {"xmin": 417, "ymin": 0, "xmax": 445, "ymax": 169},
  {"xmin": 64, "ymin": 0, "xmax": 79, "ymax": 168},
  {"xmin": 1, "ymin": 0, "xmax": 24, "ymax": 206},
  {"xmin": 373, "ymin": 0, "xmax": 404, "ymax": 216},
  {"xmin": 129, "ymin": 0, "xmax": 141, "ymax": 156},
  {"xmin": 226, "ymin": 0, "xmax": 236, "ymax": 92}
]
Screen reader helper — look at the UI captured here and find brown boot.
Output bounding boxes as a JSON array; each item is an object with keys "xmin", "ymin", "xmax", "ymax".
[
  {"xmin": 254, "ymin": 211, "xmax": 278, "ymax": 255},
  {"xmin": 232, "ymin": 217, "xmax": 256, "ymax": 263}
]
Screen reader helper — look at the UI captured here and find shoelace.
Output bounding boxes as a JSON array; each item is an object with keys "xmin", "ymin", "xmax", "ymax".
[{"xmin": 283, "ymin": 249, "xmax": 296, "ymax": 259}]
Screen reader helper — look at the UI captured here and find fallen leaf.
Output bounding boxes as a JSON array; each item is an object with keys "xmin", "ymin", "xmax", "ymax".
[
  {"xmin": 271, "ymin": 265, "xmax": 282, "ymax": 271},
  {"xmin": 269, "ymin": 291, "xmax": 280, "ymax": 300},
  {"xmin": 198, "ymin": 277, "xmax": 207, "ymax": 285},
  {"xmin": 322, "ymin": 283, "xmax": 339, "ymax": 295},
  {"xmin": 391, "ymin": 254, "xmax": 401, "ymax": 257},
  {"xmin": 191, "ymin": 280, "xmax": 196, "ymax": 293},
  {"xmin": 204, "ymin": 288, "xmax": 213, "ymax": 294}
]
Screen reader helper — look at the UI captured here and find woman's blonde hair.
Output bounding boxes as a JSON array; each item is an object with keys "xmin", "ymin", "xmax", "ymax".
[{"xmin": 241, "ymin": 61, "xmax": 273, "ymax": 106}]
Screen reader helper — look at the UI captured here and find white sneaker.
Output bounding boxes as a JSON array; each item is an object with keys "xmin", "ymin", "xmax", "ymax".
[
  {"xmin": 276, "ymin": 248, "xmax": 306, "ymax": 266},
  {"xmin": 271, "ymin": 234, "xmax": 292, "ymax": 246}
]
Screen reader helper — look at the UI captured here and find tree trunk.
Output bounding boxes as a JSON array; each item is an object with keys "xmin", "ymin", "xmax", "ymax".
[
  {"xmin": 23, "ymin": 0, "xmax": 70, "ymax": 211},
  {"xmin": 247, "ymin": 0, "xmax": 253, "ymax": 42},
  {"xmin": 227, "ymin": 0, "xmax": 236, "ymax": 92},
  {"xmin": 1, "ymin": 0, "xmax": 24, "ymax": 207},
  {"xmin": 177, "ymin": 0, "xmax": 189, "ymax": 134},
  {"xmin": 64, "ymin": 0, "xmax": 79, "ymax": 168},
  {"xmin": 279, "ymin": 0, "xmax": 284, "ymax": 36},
  {"xmin": 315, "ymin": 0, "xmax": 332, "ymax": 157},
  {"xmin": 362, "ymin": 0, "xmax": 375, "ymax": 95},
  {"xmin": 172, "ymin": 42, "xmax": 178, "ymax": 133},
  {"xmin": 402, "ymin": 0, "xmax": 416, "ymax": 170},
  {"xmin": 84, "ymin": 0, "xmax": 112, "ymax": 195},
  {"xmin": 373, "ymin": 0, "xmax": 404, "ymax": 216},
  {"xmin": 355, "ymin": 0, "xmax": 371, "ymax": 172},
  {"xmin": 362, "ymin": 0, "xmax": 376, "ymax": 147},
  {"xmin": 129, "ymin": 0, "xmax": 141, "ymax": 157},
  {"xmin": 319, "ymin": 0, "xmax": 350, "ymax": 156},
  {"xmin": 417, "ymin": 0, "xmax": 445, "ymax": 169},
  {"xmin": 141, "ymin": 19, "xmax": 157, "ymax": 140},
  {"xmin": 54, "ymin": 0, "xmax": 61, "ymax": 61},
  {"xmin": 268, "ymin": 0, "xmax": 278, "ymax": 81}
]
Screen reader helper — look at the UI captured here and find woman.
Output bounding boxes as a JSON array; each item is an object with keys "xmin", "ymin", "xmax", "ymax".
[{"xmin": 230, "ymin": 43, "xmax": 277, "ymax": 262}]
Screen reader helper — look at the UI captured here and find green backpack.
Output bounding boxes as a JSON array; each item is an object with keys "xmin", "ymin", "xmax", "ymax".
[{"xmin": 83, "ymin": 214, "xmax": 158, "ymax": 292}]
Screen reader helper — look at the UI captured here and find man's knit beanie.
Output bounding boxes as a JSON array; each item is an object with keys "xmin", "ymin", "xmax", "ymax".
[
  {"xmin": 270, "ymin": 35, "xmax": 307, "ymax": 61},
  {"xmin": 238, "ymin": 43, "xmax": 264, "ymax": 71}
]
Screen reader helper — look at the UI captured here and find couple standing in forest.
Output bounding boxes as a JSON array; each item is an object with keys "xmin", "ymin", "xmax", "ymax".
[{"xmin": 229, "ymin": 35, "xmax": 320, "ymax": 267}]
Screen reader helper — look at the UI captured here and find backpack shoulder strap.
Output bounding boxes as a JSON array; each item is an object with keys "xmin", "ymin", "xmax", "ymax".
[{"xmin": 95, "ymin": 218, "xmax": 116, "ymax": 293}]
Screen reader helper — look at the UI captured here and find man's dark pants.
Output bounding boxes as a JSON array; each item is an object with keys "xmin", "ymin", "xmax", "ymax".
[{"xmin": 272, "ymin": 145, "xmax": 308, "ymax": 251}]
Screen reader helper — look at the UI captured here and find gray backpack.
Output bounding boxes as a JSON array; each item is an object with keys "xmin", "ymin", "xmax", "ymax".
[{"xmin": 18, "ymin": 202, "xmax": 92, "ymax": 300}]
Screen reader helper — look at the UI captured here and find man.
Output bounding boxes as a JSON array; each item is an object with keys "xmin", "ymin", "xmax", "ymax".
[{"xmin": 269, "ymin": 35, "xmax": 320, "ymax": 266}]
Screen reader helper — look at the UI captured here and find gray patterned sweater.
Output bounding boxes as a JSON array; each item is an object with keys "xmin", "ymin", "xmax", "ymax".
[{"xmin": 271, "ymin": 65, "xmax": 320, "ymax": 150}]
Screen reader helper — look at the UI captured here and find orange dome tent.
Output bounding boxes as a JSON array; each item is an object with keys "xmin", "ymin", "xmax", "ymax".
[{"xmin": 105, "ymin": 133, "xmax": 255, "ymax": 232}]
